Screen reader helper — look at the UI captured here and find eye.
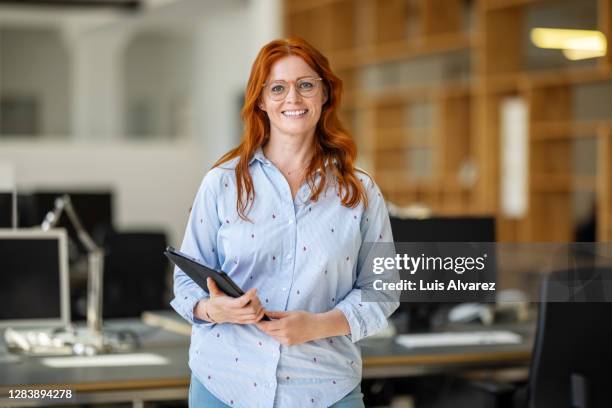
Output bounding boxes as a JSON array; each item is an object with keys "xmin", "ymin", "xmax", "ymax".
[
  {"xmin": 271, "ymin": 84, "xmax": 285, "ymax": 94},
  {"xmin": 299, "ymin": 80, "xmax": 315, "ymax": 90}
]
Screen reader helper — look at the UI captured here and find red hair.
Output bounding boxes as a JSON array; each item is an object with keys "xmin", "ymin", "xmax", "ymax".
[{"xmin": 214, "ymin": 37, "xmax": 368, "ymax": 220}]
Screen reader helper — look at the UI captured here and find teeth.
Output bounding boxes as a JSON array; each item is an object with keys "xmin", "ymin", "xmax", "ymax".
[{"xmin": 283, "ymin": 109, "xmax": 307, "ymax": 117}]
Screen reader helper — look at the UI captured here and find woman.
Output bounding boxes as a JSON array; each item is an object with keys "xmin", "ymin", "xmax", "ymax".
[{"xmin": 171, "ymin": 37, "xmax": 399, "ymax": 408}]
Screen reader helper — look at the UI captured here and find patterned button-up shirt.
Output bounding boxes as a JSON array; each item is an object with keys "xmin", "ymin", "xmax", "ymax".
[{"xmin": 171, "ymin": 148, "xmax": 399, "ymax": 408}]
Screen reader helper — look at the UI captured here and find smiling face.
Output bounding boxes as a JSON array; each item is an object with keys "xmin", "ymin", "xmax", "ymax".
[{"xmin": 259, "ymin": 55, "xmax": 327, "ymax": 140}]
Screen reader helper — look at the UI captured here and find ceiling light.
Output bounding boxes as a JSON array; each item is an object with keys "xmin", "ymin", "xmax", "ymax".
[{"xmin": 530, "ymin": 28, "xmax": 607, "ymax": 61}]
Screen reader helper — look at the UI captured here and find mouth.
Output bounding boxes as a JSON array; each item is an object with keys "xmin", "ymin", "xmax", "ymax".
[{"xmin": 282, "ymin": 109, "xmax": 308, "ymax": 118}]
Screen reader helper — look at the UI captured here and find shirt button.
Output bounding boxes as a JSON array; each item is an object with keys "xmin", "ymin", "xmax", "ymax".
[
  {"xmin": 282, "ymin": 287, "xmax": 287, "ymax": 292},
  {"xmin": 287, "ymin": 254, "xmax": 292, "ymax": 260},
  {"xmin": 288, "ymin": 220, "xmax": 294, "ymax": 225}
]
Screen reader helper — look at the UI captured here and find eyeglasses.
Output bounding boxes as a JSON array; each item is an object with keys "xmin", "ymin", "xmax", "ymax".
[{"xmin": 262, "ymin": 77, "xmax": 323, "ymax": 101}]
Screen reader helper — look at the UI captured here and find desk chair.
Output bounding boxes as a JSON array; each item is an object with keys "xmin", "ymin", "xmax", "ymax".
[
  {"xmin": 520, "ymin": 267, "xmax": 612, "ymax": 408},
  {"xmin": 102, "ymin": 231, "xmax": 170, "ymax": 318}
]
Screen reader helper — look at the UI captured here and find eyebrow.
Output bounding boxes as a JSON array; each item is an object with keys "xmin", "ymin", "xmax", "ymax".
[{"xmin": 268, "ymin": 75, "xmax": 318, "ymax": 82}]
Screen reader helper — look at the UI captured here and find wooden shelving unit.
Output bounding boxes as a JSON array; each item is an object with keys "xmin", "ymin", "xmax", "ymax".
[
  {"xmin": 285, "ymin": 0, "xmax": 612, "ymax": 242},
  {"xmin": 477, "ymin": 0, "xmax": 612, "ymax": 242}
]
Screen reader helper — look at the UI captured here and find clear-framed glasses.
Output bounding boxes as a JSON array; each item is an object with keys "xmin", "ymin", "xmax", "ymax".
[{"xmin": 262, "ymin": 77, "xmax": 323, "ymax": 101}]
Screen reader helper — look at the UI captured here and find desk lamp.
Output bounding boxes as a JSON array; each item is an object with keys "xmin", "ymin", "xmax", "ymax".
[{"xmin": 41, "ymin": 195, "xmax": 123, "ymax": 354}]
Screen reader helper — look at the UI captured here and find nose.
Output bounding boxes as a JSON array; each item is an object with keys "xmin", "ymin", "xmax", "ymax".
[{"xmin": 284, "ymin": 83, "xmax": 302, "ymax": 103}]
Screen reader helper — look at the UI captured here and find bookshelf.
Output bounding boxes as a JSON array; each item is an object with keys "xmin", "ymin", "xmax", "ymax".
[{"xmin": 285, "ymin": 0, "xmax": 612, "ymax": 242}]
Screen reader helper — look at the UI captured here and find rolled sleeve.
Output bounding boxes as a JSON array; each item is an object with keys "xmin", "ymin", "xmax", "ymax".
[
  {"xmin": 335, "ymin": 292, "xmax": 392, "ymax": 343},
  {"xmin": 170, "ymin": 293, "xmax": 203, "ymax": 324},
  {"xmin": 335, "ymin": 175, "xmax": 400, "ymax": 343}
]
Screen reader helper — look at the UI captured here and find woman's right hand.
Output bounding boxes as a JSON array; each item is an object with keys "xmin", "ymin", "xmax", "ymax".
[{"xmin": 194, "ymin": 277, "xmax": 265, "ymax": 324}]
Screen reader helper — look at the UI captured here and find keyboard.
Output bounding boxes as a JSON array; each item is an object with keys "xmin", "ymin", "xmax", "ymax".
[{"xmin": 395, "ymin": 330, "xmax": 522, "ymax": 349}]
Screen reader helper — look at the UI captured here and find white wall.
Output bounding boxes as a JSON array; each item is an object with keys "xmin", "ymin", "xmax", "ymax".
[{"xmin": 0, "ymin": 141, "xmax": 204, "ymax": 245}]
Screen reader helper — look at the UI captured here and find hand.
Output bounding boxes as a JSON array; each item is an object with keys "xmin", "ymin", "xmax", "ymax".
[
  {"xmin": 256, "ymin": 310, "xmax": 322, "ymax": 346},
  {"xmin": 194, "ymin": 278, "xmax": 265, "ymax": 324}
]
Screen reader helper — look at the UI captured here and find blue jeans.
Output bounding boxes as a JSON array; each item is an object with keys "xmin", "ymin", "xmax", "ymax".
[{"xmin": 189, "ymin": 375, "xmax": 365, "ymax": 408}]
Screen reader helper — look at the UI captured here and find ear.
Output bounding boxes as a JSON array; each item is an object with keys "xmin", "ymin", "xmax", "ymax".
[
  {"xmin": 258, "ymin": 100, "xmax": 266, "ymax": 111},
  {"xmin": 321, "ymin": 87, "xmax": 329, "ymax": 105}
]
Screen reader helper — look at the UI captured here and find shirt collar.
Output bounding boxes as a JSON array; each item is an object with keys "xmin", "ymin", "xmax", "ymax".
[
  {"xmin": 249, "ymin": 145, "xmax": 337, "ymax": 171},
  {"xmin": 249, "ymin": 146, "xmax": 269, "ymax": 166}
]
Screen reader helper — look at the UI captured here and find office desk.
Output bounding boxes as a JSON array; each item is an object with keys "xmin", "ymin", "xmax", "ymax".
[
  {"xmin": 0, "ymin": 320, "xmax": 533, "ymax": 407},
  {"xmin": 0, "ymin": 320, "xmax": 192, "ymax": 407},
  {"xmin": 361, "ymin": 322, "xmax": 533, "ymax": 378}
]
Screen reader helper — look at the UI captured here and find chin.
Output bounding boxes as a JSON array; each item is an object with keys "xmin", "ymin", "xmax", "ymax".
[{"xmin": 276, "ymin": 123, "xmax": 317, "ymax": 136}]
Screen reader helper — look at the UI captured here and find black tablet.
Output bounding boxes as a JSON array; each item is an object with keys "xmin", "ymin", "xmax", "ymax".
[{"xmin": 164, "ymin": 246, "xmax": 270, "ymax": 321}]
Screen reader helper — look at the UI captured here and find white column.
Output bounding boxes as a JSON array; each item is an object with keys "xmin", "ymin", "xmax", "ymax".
[
  {"xmin": 191, "ymin": 5, "xmax": 248, "ymax": 167},
  {"xmin": 248, "ymin": 0, "xmax": 283, "ymax": 61},
  {"xmin": 190, "ymin": 0, "xmax": 284, "ymax": 167},
  {"xmin": 63, "ymin": 22, "xmax": 131, "ymax": 140}
]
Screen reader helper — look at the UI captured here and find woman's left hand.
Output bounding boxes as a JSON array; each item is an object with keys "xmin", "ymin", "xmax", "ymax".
[{"xmin": 256, "ymin": 310, "xmax": 321, "ymax": 346}]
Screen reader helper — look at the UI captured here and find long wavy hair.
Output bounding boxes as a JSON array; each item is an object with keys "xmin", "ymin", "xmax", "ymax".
[{"xmin": 214, "ymin": 37, "xmax": 367, "ymax": 220}]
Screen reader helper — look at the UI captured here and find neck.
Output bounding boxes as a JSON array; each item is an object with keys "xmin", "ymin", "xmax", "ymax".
[{"xmin": 263, "ymin": 130, "xmax": 315, "ymax": 172}]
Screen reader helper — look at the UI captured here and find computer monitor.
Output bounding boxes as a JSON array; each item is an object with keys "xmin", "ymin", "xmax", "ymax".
[
  {"xmin": 390, "ymin": 216, "xmax": 496, "ymax": 243},
  {"xmin": 29, "ymin": 191, "xmax": 114, "ymax": 250},
  {"xmin": 0, "ymin": 229, "xmax": 70, "ymax": 328},
  {"xmin": 0, "ymin": 192, "xmax": 15, "ymax": 228},
  {"xmin": 389, "ymin": 216, "xmax": 496, "ymax": 332},
  {"xmin": 17, "ymin": 191, "xmax": 113, "ymax": 321}
]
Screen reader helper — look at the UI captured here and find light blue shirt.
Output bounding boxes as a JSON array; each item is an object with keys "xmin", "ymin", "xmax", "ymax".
[{"xmin": 171, "ymin": 148, "xmax": 399, "ymax": 408}]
